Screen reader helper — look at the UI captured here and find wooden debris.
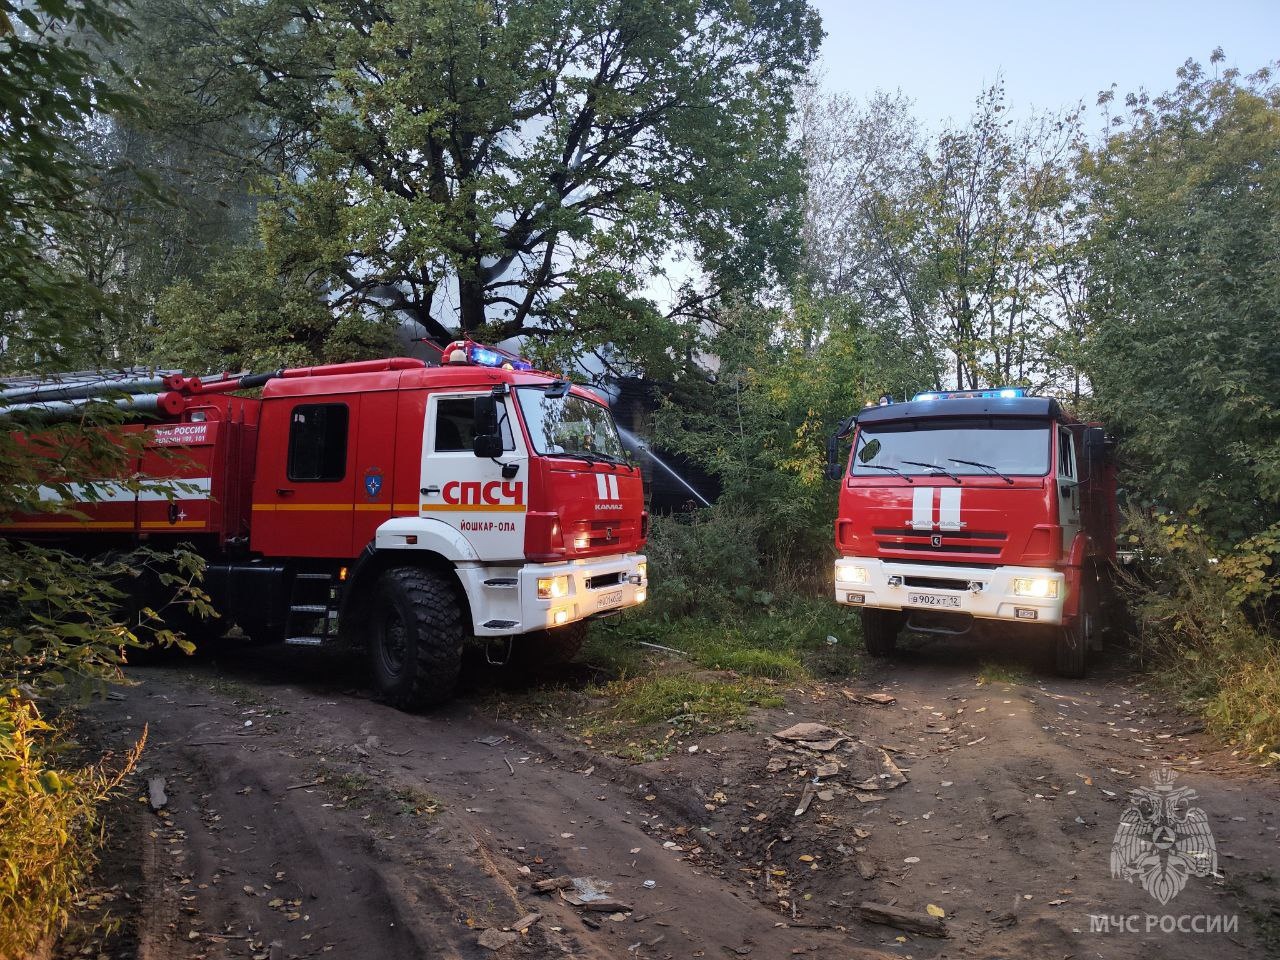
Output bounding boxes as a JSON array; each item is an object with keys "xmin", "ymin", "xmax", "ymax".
[
  {"xmin": 858, "ymin": 901, "xmax": 948, "ymax": 938},
  {"xmin": 478, "ymin": 928, "xmax": 519, "ymax": 950},
  {"xmin": 842, "ymin": 690, "xmax": 897, "ymax": 705},
  {"xmin": 147, "ymin": 776, "xmax": 168, "ymax": 812},
  {"xmin": 793, "ymin": 782, "xmax": 817, "ymax": 817},
  {"xmin": 509, "ymin": 912, "xmax": 541, "ymax": 931},
  {"xmin": 531, "ymin": 876, "xmax": 574, "ymax": 893}
]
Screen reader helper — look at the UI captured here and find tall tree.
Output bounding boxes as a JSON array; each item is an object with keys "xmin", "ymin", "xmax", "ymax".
[
  {"xmin": 138, "ymin": 0, "xmax": 821, "ymax": 370},
  {"xmin": 1080, "ymin": 53, "xmax": 1280, "ymax": 546},
  {"xmin": 0, "ymin": 0, "xmax": 134, "ymax": 369},
  {"xmin": 799, "ymin": 83, "xmax": 1083, "ymax": 392}
]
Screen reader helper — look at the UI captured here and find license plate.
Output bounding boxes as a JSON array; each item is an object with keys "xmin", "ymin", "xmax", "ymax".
[
  {"xmin": 907, "ymin": 592, "xmax": 961, "ymax": 608},
  {"xmin": 596, "ymin": 589, "xmax": 625, "ymax": 610}
]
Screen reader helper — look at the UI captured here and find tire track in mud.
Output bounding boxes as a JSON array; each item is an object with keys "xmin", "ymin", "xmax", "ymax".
[
  {"xmin": 84, "ymin": 643, "xmax": 1280, "ymax": 960},
  {"xmin": 89, "ymin": 666, "xmax": 896, "ymax": 960}
]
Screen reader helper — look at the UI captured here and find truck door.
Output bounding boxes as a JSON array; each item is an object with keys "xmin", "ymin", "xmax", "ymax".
[
  {"xmin": 351, "ymin": 390, "xmax": 400, "ymax": 555},
  {"xmin": 251, "ymin": 397, "xmax": 358, "ymax": 558},
  {"xmin": 419, "ymin": 391, "xmax": 528, "ymax": 562},
  {"xmin": 1056, "ymin": 424, "xmax": 1081, "ymax": 557}
]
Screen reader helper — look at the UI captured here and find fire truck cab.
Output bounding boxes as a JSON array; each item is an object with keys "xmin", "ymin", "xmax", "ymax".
[
  {"xmin": 2, "ymin": 342, "xmax": 648, "ymax": 708},
  {"xmin": 828, "ymin": 388, "xmax": 1116, "ymax": 676}
]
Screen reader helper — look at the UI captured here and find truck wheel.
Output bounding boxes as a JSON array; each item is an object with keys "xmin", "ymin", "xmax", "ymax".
[
  {"xmin": 861, "ymin": 609, "xmax": 902, "ymax": 658},
  {"xmin": 516, "ymin": 622, "xmax": 587, "ymax": 667},
  {"xmin": 1055, "ymin": 573, "xmax": 1097, "ymax": 678},
  {"xmin": 369, "ymin": 566, "xmax": 464, "ymax": 710}
]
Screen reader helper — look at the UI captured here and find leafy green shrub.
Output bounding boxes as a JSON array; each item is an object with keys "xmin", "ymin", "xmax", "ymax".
[
  {"xmin": 0, "ymin": 696, "xmax": 144, "ymax": 958},
  {"xmin": 642, "ymin": 505, "xmax": 765, "ymax": 618},
  {"xmin": 1121, "ymin": 514, "xmax": 1280, "ymax": 765}
]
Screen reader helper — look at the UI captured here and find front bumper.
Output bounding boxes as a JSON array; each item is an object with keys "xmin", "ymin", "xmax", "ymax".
[
  {"xmin": 833, "ymin": 557, "xmax": 1065, "ymax": 625},
  {"xmin": 460, "ymin": 553, "xmax": 648, "ymax": 636}
]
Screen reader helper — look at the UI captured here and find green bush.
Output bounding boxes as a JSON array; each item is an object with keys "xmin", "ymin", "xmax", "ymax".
[
  {"xmin": 1121, "ymin": 514, "xmax": 1280, "ymax": 765},
  {"xmin": 0, "ymin": 696, "xmax": 144, "ymax": 958}
]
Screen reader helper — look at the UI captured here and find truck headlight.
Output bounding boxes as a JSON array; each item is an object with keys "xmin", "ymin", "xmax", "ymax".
[
  {"xmin": 537, "ymin": 575, "xmax": 570, "ymax": 599},
  {"xmin": 1013, "ymin": 577, "xmax": 1058, "ymax": 598},
  {"xmin": 636, "ymin": 561, "xmax": 647, "ymax": 580},
  {"xmin": 836, "ymin": 562, "xmax": 869, "ymax": 584}
]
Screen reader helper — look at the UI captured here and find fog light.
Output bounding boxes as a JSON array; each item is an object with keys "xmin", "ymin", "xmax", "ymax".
[
  {"xmin": 845, "ymin": 592, "xmax": 865, "ymax": 604},
  {"xmin": 1013, "ymin": 577, "xmax": 1058, "ymax": 598},
  {"xmin": 635, "ymin": 589, "xmax": 647, "ymax": 603},
  {"xmin": 553, "ymin": 609, "xmax": 570, "ymax": 625},
  {"xmin": 537, "ymin": 575, "xmax": 570, "ymax": 599},
  {"xmin": 1015, "ymin": 607, "xmax": 1038, "ymax": 620}
]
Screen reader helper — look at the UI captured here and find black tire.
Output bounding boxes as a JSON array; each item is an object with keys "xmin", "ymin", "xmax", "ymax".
[
  {"xmin": 368, "ymin": 566, "xmax": 464, "ymax": 710},
  {"xmin": 861, "ymin": 609, "xmax": 903, "ymax": 658},
  {"xmin": 1055, "ymin": 571, "xmax": 1097, "ymax": 678},
  {"xmin": 515, "ymin": 622, "xmax": 588, "ymax": 667}
]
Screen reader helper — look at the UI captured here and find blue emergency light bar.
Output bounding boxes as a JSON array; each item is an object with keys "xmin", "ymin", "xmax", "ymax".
[
  {"xmin": 464, "ymin": 343, "xmax": 533, "ymax": 371},
  {"xmin": 912, "ymin": 387, "xmax": 1026, "ymax": 402}
]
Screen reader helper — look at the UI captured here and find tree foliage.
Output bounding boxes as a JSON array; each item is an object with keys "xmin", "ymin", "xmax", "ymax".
[
  {"xmin": 136, "ymin": 0, "xmax": 821, "ymax": 368},
  {"xmin": 799, "ymin": 83, "xmax": 1085, "ymax": 393},
  {"xmin": 1080, "ymin": 54, "xmax": 1280, "ymax": 553}
]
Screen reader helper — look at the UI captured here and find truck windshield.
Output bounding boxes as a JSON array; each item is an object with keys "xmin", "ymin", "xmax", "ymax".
[
  {"xmin": 852, "ymin": 418, "xmax": 1050, "ymax": 478},
  {"xmin": 516, "ymin": 387, "xmax": 627, "ymax": 461}
]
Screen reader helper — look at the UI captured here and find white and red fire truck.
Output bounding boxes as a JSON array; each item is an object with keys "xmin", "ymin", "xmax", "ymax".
[
  {"xmin": 1, "ymin": 341, "xmax": 648, "ymax": 708},
  {"xmin": 828, "ymin": 388, "xmax": 1116, "ymax": 676}
]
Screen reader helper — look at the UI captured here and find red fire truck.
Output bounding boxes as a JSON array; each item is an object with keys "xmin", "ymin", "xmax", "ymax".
[
  {"xmin": 1, "ymin": 342, "xmax": 648, "ymax": 708},
  {"xmin": 827, "ymin": 388, "xmax": 1116, "ymax": 676}
]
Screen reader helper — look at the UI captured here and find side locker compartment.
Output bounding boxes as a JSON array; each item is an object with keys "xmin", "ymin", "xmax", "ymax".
[
  {"xmin": 351, "ymin": 389, "xmax": 400, "ymax": 554},
  {"xmin": 136, "ymin": 420, "xmax": 221, "ymax": 537}
]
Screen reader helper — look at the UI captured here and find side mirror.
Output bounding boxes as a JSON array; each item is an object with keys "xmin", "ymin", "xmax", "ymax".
[
  {"xmin": 473, "ymin": 434, "xmax": 503, "ymax": 458},
  {"xmin": 825, "ymin": 414, "xmax": 857, "ymax": 483},
  {"xmin": 473, "ymin": 395, "xmax": 498, "ymax": 435},
  {"xmin": 1083, "ymin": 426, "xmax": 1106, "ymax": 467},
  {"xmin": 473, "ymin": 396, "xmax": 502, "ymax": 458},
  {"xmin": 825, "ymin": 434, "xmax": 841, "ymax": 482}
]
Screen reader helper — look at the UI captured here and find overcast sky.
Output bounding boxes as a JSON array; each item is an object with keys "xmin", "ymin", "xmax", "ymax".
[{"xmin": 810, "ymin": 0, "xmax": 1279, "ymax": 128}]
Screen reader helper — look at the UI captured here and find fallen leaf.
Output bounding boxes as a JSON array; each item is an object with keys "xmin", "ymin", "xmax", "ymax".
[{"xmin": 926, "ymin": 904, "xmax": 945, "ymax": 918}]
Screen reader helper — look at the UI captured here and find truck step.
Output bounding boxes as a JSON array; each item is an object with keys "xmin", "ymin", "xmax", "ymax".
[
  {"xmin": 482, "ymin": 619, "xmax": 518, "ymax": 629},
  {"xmin": 289, "ymin": 604, "xmax": 331, "ymax": 614},
  {"xmin": 284, "ymin": 635, "xmax": 325, "ymax": 646},
  {"xmin": 295, "ymin": 572, "xmax": 332, "ymax": 581}
]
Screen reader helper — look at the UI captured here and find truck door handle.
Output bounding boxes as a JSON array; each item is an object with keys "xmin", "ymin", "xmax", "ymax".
[
  {"xmin": 276, "ymin": 487, "xmax": 295, "ymax": 496},
  {"xmin": 421, "ymin": 486, "xmax": 440, "ymax": 495}
]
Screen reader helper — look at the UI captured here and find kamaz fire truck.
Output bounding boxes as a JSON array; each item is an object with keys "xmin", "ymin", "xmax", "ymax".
[
  {"xmin": 827, "ymin": 388, "xmax": 1116, "ymax": 676},
  {"xmin": 1, "ymin": 342, "xmax": 648, "ymax": 708}
]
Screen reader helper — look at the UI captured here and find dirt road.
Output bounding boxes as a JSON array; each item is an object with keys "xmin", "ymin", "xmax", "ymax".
[{"xmin": 74, "ymin": 635, "xmax": 1279, "ymax": 960}]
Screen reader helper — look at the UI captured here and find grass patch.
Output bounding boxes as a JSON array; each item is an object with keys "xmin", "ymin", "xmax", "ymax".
[
  {"xmin": 575, "ymin": 671, "xmax": 785, "ymax": 760},
  {"xmin": 976, "ymin": 661, "xmax": 1028, "ymax": 685},
  {"xmin": 388, "ymin": 786, "xmax": 441, "ymax": 819},
  {"xmin": 594, "ymin": 672, "xmax": 784, "ymax": 728},
  {"xmin": 592, "ymin": 596, "xmax": 864, "ymax": 682}
]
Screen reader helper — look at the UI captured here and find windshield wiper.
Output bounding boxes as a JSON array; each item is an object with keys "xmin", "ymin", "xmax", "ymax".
[
  {"xmin": 861, "ymin": 464, "xmax": 914, "ymax": 483},
  {"xmin": 949, "ymin": 457, "xmax": 1014, "ymax": 485},
  {"xmin": 545, "ymin": 450, "xmax": 628, "ymax": 467},
  {"xmin": 901, "ymin": 460, "xmax": 962, "ymax": 483}
]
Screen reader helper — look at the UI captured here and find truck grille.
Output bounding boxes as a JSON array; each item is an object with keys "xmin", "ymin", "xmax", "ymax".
[
  {"xmin": 587, "ymin": 518, "xmax": 636, "ymax": 547},
  {"xmin": 872, "ymin": 528, "xmax": 1007, "ymax": 558},
  {"xmin": 873, "ymin": 528, "xmax": 1005, "ymax": 540}
]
